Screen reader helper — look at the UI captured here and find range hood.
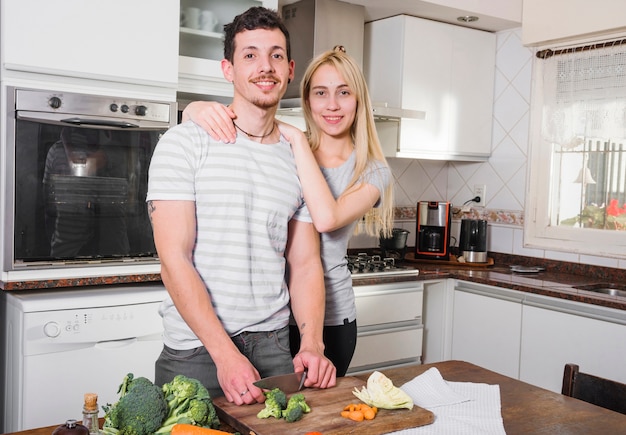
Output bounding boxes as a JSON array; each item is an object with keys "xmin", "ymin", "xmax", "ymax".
[{"xmin": 280, "ymin": 0, "xmax": 425, "ymax": 121}]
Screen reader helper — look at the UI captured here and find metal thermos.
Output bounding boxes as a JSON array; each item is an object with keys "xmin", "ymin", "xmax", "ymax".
[{"xmin": 459, "ymin": 219, "xmax": 488, "ymax": 263}]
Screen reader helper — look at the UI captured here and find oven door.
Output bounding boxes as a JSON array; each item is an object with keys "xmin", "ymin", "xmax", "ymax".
[{"xmin": 3, "ymin": 87, "xmax": 176, "ymax": 272}]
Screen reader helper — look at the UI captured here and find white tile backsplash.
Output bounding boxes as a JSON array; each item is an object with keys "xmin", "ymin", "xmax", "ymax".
[
  {"xmin": 512, "ymin": 228, "xmax": 544, "ymax": 258},
  {"xmin": 544, "ymin": 250, "xmax": 581, "ymax": 263},
  {"xmin": 489, "ymin": 224, "xmax": 515, "ymax": 254},
  {"xmin": 578, "ymin": 255, "xmax": 619, "ymax": 268}
]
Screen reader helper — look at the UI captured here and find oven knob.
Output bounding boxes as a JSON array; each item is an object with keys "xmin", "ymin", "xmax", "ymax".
[
  {"xmin": 48, "ymin": 96, "xmax": 62, "ymax": 109},
  {"xmin": 110, "ymin": 103, "xmax": 119, "ymax": 112},
  {"xmin": 135, "ymin": 105, "xmax": 147, "ymax": 116},
  {"xmin": 43, "ymin": 321, "xmax": 61, "ymax": 338},
  {"xmin": 120, "ymin": 104, "xmax": 129, "ymax": 113}
]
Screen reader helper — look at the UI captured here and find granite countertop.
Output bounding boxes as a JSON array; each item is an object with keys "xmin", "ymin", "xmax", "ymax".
[
  {"xmin": 350, "ymin": 251, "xmax": 626, "ymax": 312},
  {"xmin": 3, "ymin": 251, "xmax": 626, "ymax": 312}
]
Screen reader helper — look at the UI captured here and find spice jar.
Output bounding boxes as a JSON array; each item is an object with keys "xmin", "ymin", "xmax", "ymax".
[{"xmin": 52, "ymin": 419, "xmax": 89, "ymax": 435}]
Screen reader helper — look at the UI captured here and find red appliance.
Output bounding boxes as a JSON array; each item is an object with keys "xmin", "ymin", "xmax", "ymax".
[{"xmin": 415, "ymin": 201, "xmax": 452, "ymax": 260}]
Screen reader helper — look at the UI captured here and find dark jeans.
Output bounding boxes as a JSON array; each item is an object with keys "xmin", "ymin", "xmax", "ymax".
[
  {"xmin": 289, "ymin": 318, "xmax": 357, "ymax": 377},
  {"xmin": 155, "ymin": 325, "xmax": 293, "ymax": 398}
]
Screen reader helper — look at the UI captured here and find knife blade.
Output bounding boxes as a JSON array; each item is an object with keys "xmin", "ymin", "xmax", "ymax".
[{"xmin": 253, "ymin": 369, "xmax": 307, "ymax": 393}]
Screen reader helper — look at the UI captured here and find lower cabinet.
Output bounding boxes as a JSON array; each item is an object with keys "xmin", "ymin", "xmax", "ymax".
[
  {"xmin": 519, "ymin": 295, "xmax": 626, "ymax": 393},
  {"xmin": 352, "ymin": 277, "xmax": 626, "ymax": 391},
  {"xmin": 421, "ymin": 279, "xmax": 453, "ymax": 364},
  {"xmin": 449, "ymin": 280, "xmax": 626, "ymax": 393},
  {"xmin": 347, "ymin": 281, "xmax": 424, "ymax": 374},
  {"xmin": 451, "ymin": 281, "xmax": 523, "ymax": 379}
]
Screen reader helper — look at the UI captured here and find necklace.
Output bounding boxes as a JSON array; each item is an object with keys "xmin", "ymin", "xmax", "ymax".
[{"xmin": 233, "ymin": 121, "xmax": 276, "ymax": 139}]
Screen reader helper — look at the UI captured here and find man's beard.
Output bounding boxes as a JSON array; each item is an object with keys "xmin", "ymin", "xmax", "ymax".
[{"xmin": 252, "ymin": 93, "xmax": 281, "ymax": 109}]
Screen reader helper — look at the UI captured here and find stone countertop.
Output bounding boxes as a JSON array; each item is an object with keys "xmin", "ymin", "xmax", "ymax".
[
  {"xmin": 351, "ymin": 251, "xmax": 626, "ymax": 312},
  {"xmin": 3, "ymin": 252, "xmax": 626, "ymax": 312},
  {"xmin": 0, "ymin": 273, "xmax": 162, "ymax": 291}
]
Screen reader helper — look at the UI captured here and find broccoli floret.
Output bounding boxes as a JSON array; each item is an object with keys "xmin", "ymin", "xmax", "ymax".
[
  {"xmin": 282, "ymin": 405, "xmax": 303, "ymax": 423},
  {"xmin": 101, "ymin": 373, "xmax": 168, "ymax": 435},
  {"xmin": 154, "ymin": 375, "xmax": 220, "ymax": 434},
  {"xmin": 282, "ymin": 393, "xmax": 311, "ymax": 423},
  {"xmin": 257, "ymin": 388, "xmax": 288, "ymax": 419},
  {"xmin": 161, "ymin": 374, "xmax": 205, "ymax": 413}
]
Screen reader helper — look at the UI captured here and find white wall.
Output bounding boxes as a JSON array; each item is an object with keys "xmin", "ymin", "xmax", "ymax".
[{"xmin": 522, "ymin": 0, "xmax": 626, "ymax": 47}]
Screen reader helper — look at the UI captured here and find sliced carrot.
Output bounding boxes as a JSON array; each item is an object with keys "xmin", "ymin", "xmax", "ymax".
[
  {"xmin": 170, "ymin": 423, "xmax": 232, "ymax": 435},
  {"xmin": 348, "ymin": 410, "xmax": 365, "ymax": 422},
  {"xmin": 341, "ymin": 402, "xmax": 378, "ymax": 421},
  {"xmin": 363, "ymin": 407, "xmax": 376, "ymax": 420}
]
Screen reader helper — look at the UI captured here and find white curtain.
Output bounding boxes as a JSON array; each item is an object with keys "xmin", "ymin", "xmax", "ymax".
[{"xmin": 541, "ymin": 42, "xmax": 626, "ymax": 147}]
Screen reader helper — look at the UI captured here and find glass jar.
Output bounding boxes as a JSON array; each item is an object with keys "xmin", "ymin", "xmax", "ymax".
[{"xmin": 82, "ymin": 393, "xmax": 100, "ymax": 434}]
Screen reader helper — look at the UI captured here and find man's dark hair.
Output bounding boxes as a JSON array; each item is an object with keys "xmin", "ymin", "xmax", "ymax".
[{"xmin": 223, "ymin": 7, "xmax": 291, "ymax": 63}]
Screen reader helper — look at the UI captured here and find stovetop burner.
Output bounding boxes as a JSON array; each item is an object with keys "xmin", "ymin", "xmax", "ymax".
[{"xmin": 346, "ymin": 253, "xmax": 419, "ymax": 277}]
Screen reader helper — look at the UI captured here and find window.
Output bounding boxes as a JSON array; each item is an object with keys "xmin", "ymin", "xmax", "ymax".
[{"xmin": 526, "ymin": 41, "xmax": 626, "ymax": 258}]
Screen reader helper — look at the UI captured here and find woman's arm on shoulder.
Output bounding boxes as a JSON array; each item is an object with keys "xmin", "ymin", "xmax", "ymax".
[
  {"xmin": 182, "ymin": 101, "xmax": 237, "ymax": 143},
  {"xmin": 277, "ymin": 121, "xmax": 382, "ymax": 233}
]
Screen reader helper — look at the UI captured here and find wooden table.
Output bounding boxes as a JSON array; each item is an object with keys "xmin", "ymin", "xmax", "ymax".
[
  {"xmin": 358, "ymin": 361, "xmax": 626, "ymax": 434},
  {"xmin": 5, "ymin": 360, "xmax": 626, "ymax": 435}
]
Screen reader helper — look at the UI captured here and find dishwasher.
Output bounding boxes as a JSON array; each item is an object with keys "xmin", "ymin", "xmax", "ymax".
[{"xmin": 1, "ymin": 283, "xmax": 168, "ymax": 432}]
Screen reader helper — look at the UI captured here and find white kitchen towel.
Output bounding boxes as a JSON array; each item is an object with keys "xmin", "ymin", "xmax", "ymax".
[
  {"xmin": 385, "ymin": 369, "xmax": 507, "ymax": 435},
  {"xmin": 400, "ymin": 367, "xmax": 470, "ymax": 408}
]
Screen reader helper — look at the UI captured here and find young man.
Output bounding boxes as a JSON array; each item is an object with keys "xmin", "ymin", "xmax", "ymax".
[{"xmin": 147, "ymin": 7, "xmax": 336, "ymax": 405}]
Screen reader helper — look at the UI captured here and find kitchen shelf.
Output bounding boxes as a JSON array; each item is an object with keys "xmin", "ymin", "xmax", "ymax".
[
  {"xmin": 177, "ymin": 0, "xmax": 277, "ymax": 90},
  {"xmin": 180, "ymin": 26, "xmax": 224, "ymax": 40}
]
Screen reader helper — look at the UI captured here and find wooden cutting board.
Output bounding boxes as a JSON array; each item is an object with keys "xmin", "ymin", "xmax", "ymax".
[
  {"xmin": 213, "ymin": 376, "xmax": 435, "ymax": 435},
  {"xmin": 405, "ymin": 252, "xmax": 494, "ymax": 268}
]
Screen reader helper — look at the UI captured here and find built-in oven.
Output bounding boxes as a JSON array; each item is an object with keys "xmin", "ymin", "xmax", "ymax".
[{"xmin": 2, "ymin": 87, "xmax": 176, "ymax": 277}]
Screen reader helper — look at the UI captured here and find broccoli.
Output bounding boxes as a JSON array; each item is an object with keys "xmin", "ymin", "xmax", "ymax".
[
  {"xmin": 154, "ymin": 375, "xmax": 220, "ymax": 434},
  {"xmin": 162, "ymin": 374, "xmax": 203, "ymax": 412},
  {"xmin": 281, "ymin": 393, "xmax": 311, "ymax": 423},
  {"xmin": 101, "ymin": 373, "xmax": 168, "ymax": 435},
  {"xmin": 256, "ymin": 388, "xmax": 288, "ymax": 419}
]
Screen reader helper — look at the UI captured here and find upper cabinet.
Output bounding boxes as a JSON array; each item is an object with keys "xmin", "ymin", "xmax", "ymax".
[
  {"xmin": 1, "ymin": 0, "xmax": 179, "ymax": 87},
  {"xmin": 523, "ymin": 0, "xmax": 626, "ymax": 47},
  {"xmin": 364, "ymin": 15, "xmax": 496, "ymax": 161},
  {"xmin": 178, "ymin": 0, "xmax": 278, "ymax": 96}
]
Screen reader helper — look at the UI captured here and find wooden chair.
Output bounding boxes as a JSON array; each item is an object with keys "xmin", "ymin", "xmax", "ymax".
[{"xmin": 561, "ymin": 363, "xmax": 626, "ymax": 415}]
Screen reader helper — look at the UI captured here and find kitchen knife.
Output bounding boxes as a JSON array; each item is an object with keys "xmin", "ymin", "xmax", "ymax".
[{"xmin": 253, "ymin": 369, "xmax": 307, "ymax": 393}]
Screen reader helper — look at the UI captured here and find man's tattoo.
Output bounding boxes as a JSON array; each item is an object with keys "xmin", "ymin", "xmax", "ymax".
[
  {"xmin": 147, "ymin": 200, "xmax": 155, "ymax": 223},
  {"xmin": 299, "ymin": 322, "xmax": 306, "ymax": 339}
]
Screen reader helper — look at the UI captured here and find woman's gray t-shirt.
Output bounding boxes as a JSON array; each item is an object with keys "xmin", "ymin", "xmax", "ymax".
[{"xmin": 319, "ymin": 151, "xmax": 390, "ymax": 326}]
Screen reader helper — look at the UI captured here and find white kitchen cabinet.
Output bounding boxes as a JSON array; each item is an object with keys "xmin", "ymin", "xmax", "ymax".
[
  {"xmin": 422, "ymin": 279, "xmax": 454, "ymax": 364},
  {"xmin": 364, "ymin": 15, "xmax": 495, "ymax": 161},
  {"xmin": 519, "ymin": 294, "xmax": 626, "ymax": 393},
  {"xmin": 522, "ymin": 0, "xmax": 626, "ymax": 47},
  {"xmin": 348, "ymin": 281, "xmax": 424, "ymax": 374},
  {"xmin": 1, "ymin": 0, "xmax": 179, "ymax": 87},
  {"xmin": 177, "ymin": 0, "xmax": 278, "ymax": 96},
  {"xmin": 451, "ymin": 281, "xmax": 523, "ymax": 378}
]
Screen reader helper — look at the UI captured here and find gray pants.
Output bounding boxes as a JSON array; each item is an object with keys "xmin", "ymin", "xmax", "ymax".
[{"xmin": 155, "ymin": 326, "xmax": 293, "ymax": 398}]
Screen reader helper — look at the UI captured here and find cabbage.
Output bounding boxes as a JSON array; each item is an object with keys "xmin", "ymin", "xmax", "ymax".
[{"xmin": 353, "ymin": 371, "xmax": 414, "ymax": 410}]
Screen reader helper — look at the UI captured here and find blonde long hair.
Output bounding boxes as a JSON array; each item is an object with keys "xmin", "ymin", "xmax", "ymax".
[{"xmin": 300, "ymin": 46, "xmax": 394, "ymax": 237}]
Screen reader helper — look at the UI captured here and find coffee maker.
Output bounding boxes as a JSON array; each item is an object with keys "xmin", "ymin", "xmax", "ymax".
[{"xmin": 415, "ymin": 201, "xmax": 452, "ymax": 260}]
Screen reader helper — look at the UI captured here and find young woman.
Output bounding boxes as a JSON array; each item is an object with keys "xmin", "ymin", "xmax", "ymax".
[{"xmin": 183, "ymin": 46, "xmax": 394, "ymax": 376}]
